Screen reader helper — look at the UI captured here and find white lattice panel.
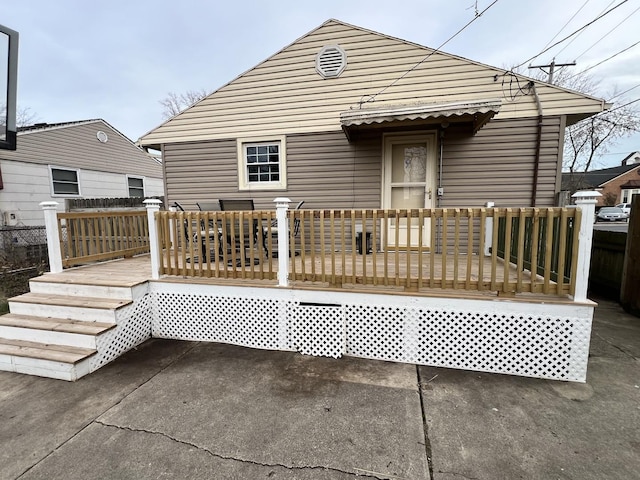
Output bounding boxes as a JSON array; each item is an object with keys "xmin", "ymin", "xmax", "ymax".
[
  {"xmin": 288, "ymin": 305, "xmax": 345, "ymax": 358},
  {"xmin": 91, "ymin": 294, "xmax": 152, "ymax": 371},
  {"xmin": 345, "ymin": 305, "xmax": 592, "ymax": 381},
  {"xmin": 152, "ymin": 292, "xmax": 289, "ymax": 351},
  {"xmin": 149, "ymin": 283, "xmax": 594, "ymax": 382}
]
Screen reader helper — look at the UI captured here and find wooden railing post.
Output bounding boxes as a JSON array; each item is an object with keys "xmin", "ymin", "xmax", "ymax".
[
  {"xmin": 274, "ymin": 197, "xmax": 291, "ymax": 287},
  {"xmin": 572, "ymin": 190, "xmax": 601, "ymax": 302},
  {"xmin": 484, "ymin": 201, "xmax": 494, "ymax": 256},
  {"xmin": 40, "ymin": 201, "xmax": 63, "ymax": 273},
  {"xmin": 144, "ymin": 199, "xmax": 162, "ymax": 280}
]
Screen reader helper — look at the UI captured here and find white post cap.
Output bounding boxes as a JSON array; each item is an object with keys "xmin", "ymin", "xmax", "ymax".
[{"xmin": 572, "ymin": 190, "xmax": 602, "ymax": 203}]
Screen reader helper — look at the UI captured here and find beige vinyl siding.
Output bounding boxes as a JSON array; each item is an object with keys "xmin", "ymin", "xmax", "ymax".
[
  {"xmin": 140, "ymin": 20, "xmax": 604, "ymax": 146},
  {"xmin": 441, "ymin": 117, "xmax": 563, "ymax": 207},
  {"xmin": 1, "ymin": 121, "xmax": 162, "ymax": 178},
  {"xmin": 163, "ymin": 132, "xmax": 381, "ymax": 211}
]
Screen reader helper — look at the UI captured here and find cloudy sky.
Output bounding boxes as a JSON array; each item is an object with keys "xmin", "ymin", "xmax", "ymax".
[{"xmin": 3, "ymin": 0, "xmax": 639, "ymax": 168}]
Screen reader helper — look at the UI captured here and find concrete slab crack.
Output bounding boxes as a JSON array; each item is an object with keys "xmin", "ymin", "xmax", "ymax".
[
  {"xmin": 437, "ymin": 471, "xmax": 478, "ymax": 479},
  {"xmin": 94, "ymin": 420, "xmax": 385, "ymax": 479},
  {"xmin": 416, "ymin": 367, "xmax": 434, "ymax": 480},
  {"xmin": 15, "ymin": 341, "xmax": 200, "ymax": 480},
  {"xmin": 594, "ymin": 332, "xmax": 639, "ymax": 361}
]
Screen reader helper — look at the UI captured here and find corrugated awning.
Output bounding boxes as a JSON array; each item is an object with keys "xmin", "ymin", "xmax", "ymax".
[{"xmin": 340, "ymin": 99, "xmax": 502, "ymax": 140}]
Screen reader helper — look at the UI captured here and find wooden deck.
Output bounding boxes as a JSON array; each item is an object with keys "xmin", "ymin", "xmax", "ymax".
[{"xmin": 37, "ymin": 253, "xmax": 575, "ymax": 304}]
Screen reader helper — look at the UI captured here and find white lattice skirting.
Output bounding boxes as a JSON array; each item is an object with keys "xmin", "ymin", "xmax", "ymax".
[{"xmin": 150, "ymin": 282, "xmax": 594, "ymax": 382}]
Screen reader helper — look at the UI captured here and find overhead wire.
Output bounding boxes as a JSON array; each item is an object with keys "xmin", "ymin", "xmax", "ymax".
[
  {"xmin": 361, "ymin": 0, "xmax": 500, "ymax": 105},
  {"xmin": 565, "ymin": 40, "xmax": 640, "ymax": 79},
  {"xmin": 574, "ymin": 4, "xmax": 640, "ymax": 60},
  {"xmin": 609, "ymin": 83, "xmax": 640, "ymax": 101},
  {"xmin": 512, "ymin": 0, "xmax": 630, "ymax": 69},
  {"xmin": 540, "ymin": 0, "xmax": 592, "ymax": 51},
  {"xmin": 555, "ymin": 0, "xmax": 617, "ymax": 57}
]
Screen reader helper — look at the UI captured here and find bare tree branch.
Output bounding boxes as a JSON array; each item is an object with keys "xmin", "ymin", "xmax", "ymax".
[{"xmin": 159, "ymin": 89, "xmax": 210, "ymax": 120}]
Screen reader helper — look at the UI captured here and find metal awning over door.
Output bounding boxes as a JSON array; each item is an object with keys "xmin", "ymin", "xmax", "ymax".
[{"xmin": 340, "ymin": 99, "xmax": 502, "ymax": 141}]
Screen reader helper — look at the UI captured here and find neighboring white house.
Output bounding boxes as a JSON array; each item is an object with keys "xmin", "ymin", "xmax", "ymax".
[{"xmin": 0, "ymin": 119, "xmax": 164, "ymax": 226}]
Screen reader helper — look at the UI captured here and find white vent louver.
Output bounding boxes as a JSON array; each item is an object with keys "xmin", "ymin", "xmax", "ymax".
[{"xmin": 316, "ymin": 45, "xmax": 347, "ymax": 78}]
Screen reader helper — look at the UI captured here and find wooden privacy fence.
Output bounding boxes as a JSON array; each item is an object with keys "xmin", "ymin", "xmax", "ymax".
[
  {"xmin": 155, "ymin": 207, "xmax": 582, "ymax": 297},
  {"xmin": 57, "ymin": 211, "xmax": 150, "ymax": 267}
]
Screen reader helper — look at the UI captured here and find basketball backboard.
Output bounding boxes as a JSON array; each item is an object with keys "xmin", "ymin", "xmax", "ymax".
[{"xmin": 0, "ymin": 24, "xmax": 18, "ymax": 151}]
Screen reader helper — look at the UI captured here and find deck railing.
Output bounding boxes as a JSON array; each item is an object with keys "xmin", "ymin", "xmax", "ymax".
[
  {"xmin": 152, "ymin": 204, "xmax": 584, "ymax": 298},
  {"xmin": 56, "ymin": 210, "xmax": 150, "ymax": 267},
  {"xmin": 39, "ymin": 195, "xmax": 599, "ymax": 301}
]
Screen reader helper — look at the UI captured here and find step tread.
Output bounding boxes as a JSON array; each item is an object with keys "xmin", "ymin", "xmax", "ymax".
[
  {"xmin": 0, "ymin": 338, "xmax": 96, "ymax": 364},
  {"xmin": 0, "ymin": 314, "xmax": 115, "ymax": 335},
  {"xmin": 9, "ymin": 292, "xmax": 131, "ymax": 310}
]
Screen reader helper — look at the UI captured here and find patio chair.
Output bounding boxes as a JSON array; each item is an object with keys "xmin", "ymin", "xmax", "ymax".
[
  {"xmin": 269, "ymin": 200, "xmax": 304, "ymax": 258},
  {"xmin": 196, "ymin": 201, "xmax": 224, "ymax": 259},
  {"xmin": 218, "ymin": 199, "xmax": 266, "ymax": 265},
  {"xmin": 173, "ymin": 202, "xmax": 221, "ymax": 263}
]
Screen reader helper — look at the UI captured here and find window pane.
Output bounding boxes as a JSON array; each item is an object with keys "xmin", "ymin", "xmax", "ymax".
[
  {"xmin": 128, "ymin": 177, "xmax": 143, "ymax": 188},
  {"xmin": 129, "ymin": 188, "xmax": 144, "ymax": 198},
  {"xmin": 53, "ymin": 182, "xmax": 79, "ymax": 195},
  {"xmin": 52, "ymin": 168, "xmax": 78, "ymax": 182},
  {"xmin": 243, "ymin": 141, "xmax": 283, "ymax": 185}
]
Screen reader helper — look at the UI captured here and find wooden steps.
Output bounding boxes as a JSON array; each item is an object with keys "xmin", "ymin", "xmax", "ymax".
[
  {"xmin": 0, "ymin": 339, "xmax": 96, "ymax": 364},
  {"xmin": 0, "ymin": 314, "xmax": 115, "ymax": 335},
  {"xmin": 0, "ymin": 277, "xmax": 144, "ymax": 381},
  {"xmin": 9, "ymin": 292, "xmax": 131, "ymax": 310}
]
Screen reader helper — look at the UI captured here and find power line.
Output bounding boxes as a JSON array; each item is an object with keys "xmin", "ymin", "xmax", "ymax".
[
  {"xmin": 362, "ymin": 0, "xmax": 500, "ymax": 104},
  {"xmin": 574, "ymin": 4, "xmax": 640, "ymax": 60},
  {"xmin": 609, "ymin": 83, "xmax": 640, "ymax": 101},
  {"xmin": 513, "ymin": 0, "xmax": 630, "ymax": 69},
  {"xmin": 555, "ymin": 0, "xmax": 617, "ymax": 57},
  {"xmin": 566, "ymin": 40, "xmax": 640, "ymax": 79},
  {"xmin": 540, "ymin": 0, "xmax": 592, "ymax": 51}
]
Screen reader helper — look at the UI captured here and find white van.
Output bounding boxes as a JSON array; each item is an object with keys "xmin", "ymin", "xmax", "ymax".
[{"xmin": 616, "ymin": 203, "xmax": 632, "ymax": 215}]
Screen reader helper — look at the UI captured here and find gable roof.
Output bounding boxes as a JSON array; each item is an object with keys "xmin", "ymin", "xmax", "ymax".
[
  {"xmin": 561, "ymin": 163, "xmax": 640, "ymax": 190},
  {"xmin": 140, "ymin": 19, "xmax": 606, "ymax": 149},
  {"xmin": 1, "ymin": 119, "xmax": 162, "ymax": 178}
]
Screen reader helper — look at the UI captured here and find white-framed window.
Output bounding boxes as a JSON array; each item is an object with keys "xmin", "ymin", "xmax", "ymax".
[
  {"xmin": 50, "ymin": 166, "xmax": 80, "ymax": 196},
  {"xmin": 622, "ymin": 188, "xmax": 640, "ymax": 203},
  {"xmin": 127, "ymin": 175, "xmax": 145, "ymax": 197},
  {"xmin": 237, "ymin": 136, "xmax": 287, "ymax": 191}
]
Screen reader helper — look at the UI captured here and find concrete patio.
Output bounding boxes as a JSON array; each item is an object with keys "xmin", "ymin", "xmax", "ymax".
[{"xmin": 1, "ymin": 297, "xmax": 638, "ymax": 480}]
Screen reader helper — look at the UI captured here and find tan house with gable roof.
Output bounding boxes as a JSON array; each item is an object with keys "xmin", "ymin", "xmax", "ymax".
[{"xmin": 140, "ymin": 19, "xmax": 606, "ymax": 215}]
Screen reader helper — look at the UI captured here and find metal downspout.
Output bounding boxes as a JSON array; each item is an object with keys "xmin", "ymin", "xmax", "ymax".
[{"xmin": 530, "ymin": 83, "xmax": 543, "ymax": 207}]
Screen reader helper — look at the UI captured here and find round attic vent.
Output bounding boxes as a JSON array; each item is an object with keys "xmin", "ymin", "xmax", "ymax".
[
  {"xmin": 316, "ymin": 45, "xmax": 347, "ymax": 78},
  {"xmin": 96, "ymin": 131, "xmax": 108, "ymax": 143}
]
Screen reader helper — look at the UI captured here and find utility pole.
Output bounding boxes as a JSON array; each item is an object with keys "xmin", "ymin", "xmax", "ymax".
[{"xmin": 528, "ymin": 58, "xmax": 576, "ymax": 84}]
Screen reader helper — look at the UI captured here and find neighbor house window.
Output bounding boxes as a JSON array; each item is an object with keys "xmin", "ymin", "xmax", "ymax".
[
  {"xmin": 127, "ymin": 176, "xmax": 145, "ymax": 197},
  {"xmin": 50, "ymin": 167, "xmax": 80, "ymax": 195},
  {"xmin": 237, "ymin": 136, "xmax": 287, "ymax": 190}
]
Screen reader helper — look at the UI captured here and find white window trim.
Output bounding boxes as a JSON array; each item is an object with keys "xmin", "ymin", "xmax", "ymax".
[
  {"xmin": 127, "ymin": 174, "xmax": 146, "ymax": 198},
  {"xmin": 237, "ymin": 135, "xmax": 287, "ymax": 191},
  {"xmin": 49, "ymin": 165, "xmax": 81, "ymax": 197}
]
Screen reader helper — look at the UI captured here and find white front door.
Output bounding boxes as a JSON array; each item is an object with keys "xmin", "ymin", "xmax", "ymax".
[{"xmin": 383, "ymin": 133, "xmax": 436, "ymax": 249}]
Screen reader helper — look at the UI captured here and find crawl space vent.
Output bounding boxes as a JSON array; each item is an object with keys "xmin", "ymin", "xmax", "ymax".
[{"xmin": 316, "ymin": 45, "xmax": 347, "ymax": 78}]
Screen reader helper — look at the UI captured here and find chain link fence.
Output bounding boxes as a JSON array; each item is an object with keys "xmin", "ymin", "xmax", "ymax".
[{"xmin": 0, "ymin": 226, "xmax": 56, "ymax": 304}]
